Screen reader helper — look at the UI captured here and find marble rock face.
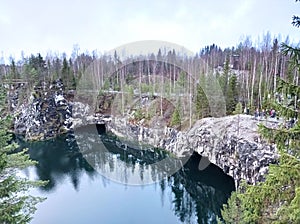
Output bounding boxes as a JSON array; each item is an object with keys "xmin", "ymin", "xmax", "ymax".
[
  {"xmin": 14, "ymin": 79, "xmax": 72, "ymax": 140},
  {"xmin": 107, "ymin": 115, "xmax": 279, "ymax": 187}
]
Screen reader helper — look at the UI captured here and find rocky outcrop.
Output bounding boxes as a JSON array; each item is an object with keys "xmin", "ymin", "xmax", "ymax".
[
  {"xmin": 166, "ymin": 115, "xmax": 279, "ymax": 187},
  {"xmin": 11, "ymin": 78, "xmax": 110, "ymax": 140},
  {"xmin": 14, "ymin": 79, "xmax": 72, "ymax": 140},
  {"xmin": 70, "ymin": 101, "xmax": 92, "ymax": 129},
  {"xmin": 107, "ymin": 115, "xmax": 279, "ymax": 187},
  {"xmin": 71, "ymin": 101, "xmax": 111, "ymax": 129}
]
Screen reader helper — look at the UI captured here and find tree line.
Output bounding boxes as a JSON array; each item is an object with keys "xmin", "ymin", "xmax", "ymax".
[{"xmin": 0, "ymin": 33, "xmax": 298, "ymax": 122}]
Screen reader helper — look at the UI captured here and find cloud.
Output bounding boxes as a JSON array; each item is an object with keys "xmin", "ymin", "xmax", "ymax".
[
  {"xmin": 0, "ymin": 14, "xmax": 11, "ymax": 26},
  {"xmin": 233, "ymin": 0, "xmax": 254, "ymax": 19},
  {"xmin": 0, "ymin": 0, "xmax": 299, "ymax": 61}
]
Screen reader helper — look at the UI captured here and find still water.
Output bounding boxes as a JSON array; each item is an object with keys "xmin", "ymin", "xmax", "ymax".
[{"xmin": 19, "ymin": 125, "xmax": 235, "ymax": 224}]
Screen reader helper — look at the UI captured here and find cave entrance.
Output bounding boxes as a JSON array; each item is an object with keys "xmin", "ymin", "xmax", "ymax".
[{"xmin": 96, "ymin": 123, "xmax": 106, "ymax": 135}]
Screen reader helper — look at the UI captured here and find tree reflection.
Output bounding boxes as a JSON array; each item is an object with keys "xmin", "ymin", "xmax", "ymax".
[
  {"xmin": 18, "ymin": 128, "xmax": 235, "ymax": 223},
  {"xmin": 18, "ymin": 134, "xmax": 95, "ymax": 192},
  {"xmin": 168, "ymin": 152, "xmax": 235, "ymax": 224}
]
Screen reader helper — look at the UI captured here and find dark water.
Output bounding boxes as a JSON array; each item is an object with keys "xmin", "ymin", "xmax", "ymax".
[{"xmin": 18, "ymin": 126, "xmax": 235, "ymax": 224}]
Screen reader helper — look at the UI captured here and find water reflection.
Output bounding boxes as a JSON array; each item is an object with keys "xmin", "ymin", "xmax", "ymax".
[
  {"xmin": 19, "ymin": 135, "xmax": 95, "ymax": 192},
  {"xmin": 170, "ymin": 153, "xmax": 234, "ymax": 223},
  {"xmin": 74, "ymin": 124, "xmax": 190, "ymax": 185},
  {"xmin": 18, "ymin": 128, "xmax": 234, "ymax": 224}
]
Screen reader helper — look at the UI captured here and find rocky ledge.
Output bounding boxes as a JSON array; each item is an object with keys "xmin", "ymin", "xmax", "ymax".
[{"xmin": 107, "ymin": 115, "xmax": 279, "ymax": 187}]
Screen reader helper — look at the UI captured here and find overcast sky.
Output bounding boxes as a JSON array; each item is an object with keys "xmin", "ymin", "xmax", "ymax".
[{"xmin": 0, "ymin": 0, "xmax": 299, "ymax": 61}]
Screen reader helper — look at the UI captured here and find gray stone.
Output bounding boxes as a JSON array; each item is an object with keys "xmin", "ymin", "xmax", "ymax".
[
  {"xmin": 13, "ymin": 79, "xmax": 72, "ymax": 140},
  {"xmin": 107, "ymin": 114, "xmax": 279, "ymax": 188}
]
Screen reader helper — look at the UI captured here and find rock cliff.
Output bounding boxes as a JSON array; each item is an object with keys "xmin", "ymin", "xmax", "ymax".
[
  {"xmin": 13, "ymin": 79, "xmax": 72, "ymax": 140},
  {"xmin": 107, "ymin": 115, "xmax": 279, "ymax": 187},
  {"xmin": 12, "ymin": 80, "xmax": 107, "ymax": 140}
]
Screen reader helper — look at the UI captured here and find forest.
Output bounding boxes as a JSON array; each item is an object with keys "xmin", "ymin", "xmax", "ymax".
[{"xmin": 0, "ymin": 33, "xmax": 298, "ymax": 128}]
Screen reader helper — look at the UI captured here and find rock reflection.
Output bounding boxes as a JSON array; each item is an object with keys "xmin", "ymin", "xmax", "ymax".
[
  {"xmin": 74, "ymin": 124, "xmax": 190, "ymax": 185},
  {"xmin": 18, "ymin": 126, "xmax": 235, "ymax": 223},
  {"xmin": 169, "ymin": 152, "xmax": 235, "ymax": 223}
]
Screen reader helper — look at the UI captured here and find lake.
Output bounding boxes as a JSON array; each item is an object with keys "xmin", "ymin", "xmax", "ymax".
[{"xmin": 18, "ymin": 125, "xmax": 235, "ymax": 224}]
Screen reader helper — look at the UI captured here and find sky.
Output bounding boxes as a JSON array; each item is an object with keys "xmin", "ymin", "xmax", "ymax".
[{"xmin": 0, "ymin": 0, "xmax": 299, "ymax": 62}]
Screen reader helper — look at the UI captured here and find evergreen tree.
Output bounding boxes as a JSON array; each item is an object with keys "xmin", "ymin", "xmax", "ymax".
[
  {"xmin": 292, "ymin": 0, "xmax": 300, "ymax": 27},
  {"xmin": 0, "ymin": 87, "xmax": 46, "ymax": 223},
  {"xmin": 177, "ymin": 71, "xmax": 187, "ymax": 89},
  {"xmin": 226, "ymin": 75, "xmax": 239, "ymax": 114},
  {"xmin": 222, "ymin": 55, "xmax": 230, "ymax": 97},
  {"xmin": 171, "ymin": 107, "xmax": 181, "ymax": 127},
  {"xmin": 218, "ymin": 55, "xmax": 238, "ymax": 115},
  {"xmin": 61, "ymin": 57, "xmax": 76, "ymax": 90},
  {"xmin": 24, "ymin": 53, "xmax": 47, "ymax": 84},
  {"xmin": 233, "ymin": 102, "xmax": 243, "ymax": 115},
  {"xmin": 196, "ymin": 76, "xmax": 210, "ymax": 119},
  {"xmin": 9, "ymin": 59, "xmax": 19, "ymax": 80}
]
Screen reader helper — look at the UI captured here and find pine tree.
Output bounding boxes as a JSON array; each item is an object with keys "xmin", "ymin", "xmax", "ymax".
[
  {"xmin": 218, "ymin": 55, "xmax": 238, "ymax": 115},
  {"xmin": 196, "ymin": 75, "xmax": 210, "ymax": 119},
  {"xmin": 226, "ymin": 75, "xmax": 239, "ymax": 114},
  {"xmin": 222, "ymin": 55, "xmax": 230, "ymax": 97},
  {"xmin": 9, "ymin": 59, "xmax": 19, "ymax": 80},
  {"xmin": 61, "ymin": 57, "xmax": 76, "ymax": 90},
  {"xmin": 171, "ymin": 107, "xmax": 181, "ymax": 127},
  {"xmin": 233, "ymin": 102, "xmax": 243, "ymax": 115},
  {"xmin": 0, "ymin": 86, "xmax": 46, "ymax": 223},
  {"xmin": 220, "ymin": 192, "xmax": 243, "ymax": 223}
]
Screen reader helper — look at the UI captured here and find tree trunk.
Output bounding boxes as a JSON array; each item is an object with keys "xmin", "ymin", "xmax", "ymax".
[{"xmin": 250, "ymin": 57, "xmax": 257, "ymax": 108}]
